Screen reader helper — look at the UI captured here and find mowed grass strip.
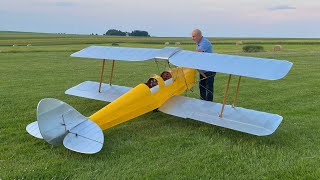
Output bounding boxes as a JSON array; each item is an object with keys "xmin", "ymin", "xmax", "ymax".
[{"xmin": 0, "ymin": 32, "xmax": 320, "ymax": 179}]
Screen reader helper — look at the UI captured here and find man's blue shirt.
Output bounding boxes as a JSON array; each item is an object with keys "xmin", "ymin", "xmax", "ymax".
[
  {"xmin": 196, "ymin": 37, "xmax": 214, "ymax": 73},
  {"xmin": 196, "ymin": 37, "xmax": 213, "ymax": 53}
]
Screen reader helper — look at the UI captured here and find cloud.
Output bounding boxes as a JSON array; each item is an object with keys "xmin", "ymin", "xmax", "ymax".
[{"xmin": 268, "ymin": 5, "xmax": 296, "ymax": 11}]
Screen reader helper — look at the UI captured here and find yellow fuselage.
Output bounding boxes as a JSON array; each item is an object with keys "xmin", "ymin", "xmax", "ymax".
[{"xmin": 89, "ymin": 67, "xmax": 196, "ymax": 130}]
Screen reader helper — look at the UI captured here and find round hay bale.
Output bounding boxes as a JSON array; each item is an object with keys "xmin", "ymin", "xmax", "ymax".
[
  {"xmin": 273, "ymin": 45, "xmax": 282, "ymax": 51},
  {"xmin": 27, "ymin": 44, "xmax": 32, "ymax": 46},
  {"xmin": 175, "ymin": 42, "xmax": 181, "ymax": 45},
  {"xmin": 13, "ymin": 44, "xmax": 17, "ymax": 47},
  {"xmin": 164, "ymin": 42, "xmax": 170, "ymax": 45},
  {"xmin": 236, "ymin": 41, "xmax": 243, "ymax": 45}
]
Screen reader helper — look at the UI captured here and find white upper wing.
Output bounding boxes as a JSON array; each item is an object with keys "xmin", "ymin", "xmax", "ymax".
[
  {"xmin": 71, "ymin": 46, "xmax": 161, "ymax": 61},
  {"xmin": 70, "ymin": 46, "xmax": 293, "ymax": 80},
  {"xmin": 169, "ymin": 50, "xmax": 293, "ymax": 80}
]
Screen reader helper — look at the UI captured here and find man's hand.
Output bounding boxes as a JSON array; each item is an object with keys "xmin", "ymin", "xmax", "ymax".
[{"xmin": 196, "ymin": 49, "xmax": 204, "ymax": 52}]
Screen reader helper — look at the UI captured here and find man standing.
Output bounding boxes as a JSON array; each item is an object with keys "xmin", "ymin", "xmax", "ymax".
[{"xmin": 192, "ymin": 29, "xmax": 216, "ymax": 101}]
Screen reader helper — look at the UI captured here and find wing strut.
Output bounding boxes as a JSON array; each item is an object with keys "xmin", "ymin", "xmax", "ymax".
[
  {"xmin": 220, "ymin": 74, "xmax": 232, "ymax": 118},
  {"xmin": 98, "ymin": 59, "xmax": 106, "ymax": 93},
  {"xmin": 232, "ymin": 76, "xmax": 242, "ymax": 108},
  {"xmin": 109, "ymin": 60, "xmax": 115, "ymax": 86},
  {"xmin": 99, "ymin": 59, "xmax": 116, "ymax": 92}
]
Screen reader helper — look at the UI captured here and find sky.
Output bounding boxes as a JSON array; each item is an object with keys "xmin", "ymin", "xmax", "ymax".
[{"xmin": 1, "ymin": 0, "xmax": 319, "ymax": 37}]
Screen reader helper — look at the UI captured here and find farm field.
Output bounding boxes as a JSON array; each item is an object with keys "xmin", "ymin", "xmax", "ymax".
[{"xmin": 0, "ymin": 31, "xmax": 320, "ymax": 179}]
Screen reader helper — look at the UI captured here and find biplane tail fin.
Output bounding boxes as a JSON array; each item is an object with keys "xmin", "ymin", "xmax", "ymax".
[{"xmin": 26, "ymin": 98, "xmax": 104, "ymax": 154}]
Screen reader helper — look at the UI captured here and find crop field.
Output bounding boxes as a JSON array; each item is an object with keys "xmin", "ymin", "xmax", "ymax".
[{"xmin": 0, "ymin": 31, "xmax": 320, "ymax": 179}]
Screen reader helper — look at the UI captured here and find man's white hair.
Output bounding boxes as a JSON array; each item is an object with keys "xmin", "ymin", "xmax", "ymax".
[{"xmin": 193, "ymin": 29, "xmax": 202, "ymax": 36}]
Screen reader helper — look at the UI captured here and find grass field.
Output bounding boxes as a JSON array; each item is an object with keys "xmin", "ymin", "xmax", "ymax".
[{"xmin": 0, "ymin": 31, "xmax": 320, "ymax": 179}]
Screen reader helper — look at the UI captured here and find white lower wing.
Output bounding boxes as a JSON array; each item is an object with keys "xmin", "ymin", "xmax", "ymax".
[
  {"xmin": 65, "ymin": 81, "xmax": 132, "ymax": 102},
  {"xmin": 159, "ymin": 96, "xmax": 282, "ymax": 136}
]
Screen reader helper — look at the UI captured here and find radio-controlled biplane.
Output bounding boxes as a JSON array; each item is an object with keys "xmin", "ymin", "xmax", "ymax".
[{"xmin": 26, "ymin": 46, "xmax": 293, "ymax": 154}]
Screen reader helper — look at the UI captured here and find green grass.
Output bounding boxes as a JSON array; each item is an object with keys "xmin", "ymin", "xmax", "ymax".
[{"xmin": 1, "ymin": 32, "xmax": 320, "ymax": 179}]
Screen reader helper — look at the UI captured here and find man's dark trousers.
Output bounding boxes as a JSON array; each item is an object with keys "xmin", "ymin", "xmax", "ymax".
[{"xmin": 199, "ymin": 71, "xmax": 216, "ymax": 101}]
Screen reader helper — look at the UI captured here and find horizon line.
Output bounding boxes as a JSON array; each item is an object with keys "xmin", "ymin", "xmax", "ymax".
[{"xmin": 1, "ymin": 30, "xmax": 320, "ymax": 39}]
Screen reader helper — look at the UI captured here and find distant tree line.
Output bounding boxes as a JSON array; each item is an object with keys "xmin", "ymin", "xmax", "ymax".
[{"xmin": 103, "ymin": 29, "xmax": 150, "ymax": 37}]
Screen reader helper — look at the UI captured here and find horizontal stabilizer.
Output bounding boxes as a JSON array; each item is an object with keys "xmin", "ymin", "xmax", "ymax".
[
  {"xmin": 26, "ymin": 121, "xmax": 43, "ymax": 139},
  {"xmin": 65, "ymin": 81, "xmax": 132, "ymax": 102},
  {"xmin": 63, "ymin": 119, "xmax": 104, "ymax": 154},
  {"xmin": 159, "ymin": 96, "xmax": 282, "ymax": 136}
]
